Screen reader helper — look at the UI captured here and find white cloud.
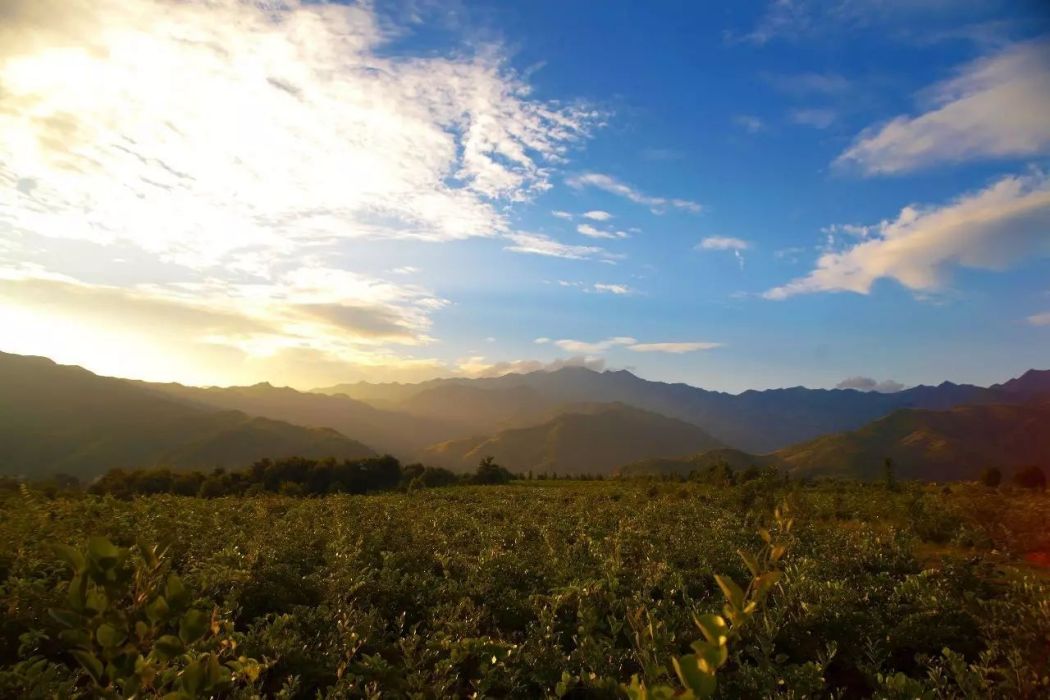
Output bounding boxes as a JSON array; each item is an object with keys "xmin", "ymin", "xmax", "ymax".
[
  {"xmin": 566, "ymin": 172, "xmax": 701, "ymax": 214},
  {"xmin": 577, "ymin": 223, "xmax": 628, "ymax": 239},
  {"xmin": 554, "ymin": 337, "xmax": 637, "ymax": 353},
  {"xmin": 765, "ymin": 172, "xmax": 1050, "ymax": 299},
  {"xmin": 456, "ymin": 354, "xmax": 605, "ymax": 378},
  {"xmin": 533, "ymin": 337, "xmax": 551, "ymax": 344},
  {"xmin": 551, "ymin": 210, "xmax": 574, "ymax": 220},
  {"xmin": 790, "ymin": 108, "xmax": 837, "ymax": 129},
  {"xmin": 583, "ymin": 210, "xmax": 613, "ymax": 221},
  {"xmin": 550, "ymin": 337, "xmax": 720, "ymax": 354},
  {"xmin": 627, "ymin": 342, "xmax": 722, "ymax": 353},
  {"xmin": 592, "ymin": 283, "xmax": 631, "ymax": 295},
  {"xmin": 503, "ymin": 232, "xmax": 608, "ymax": 260},
  {"xmin": 837, "ymin": 39, "xmax": 1050, "ymax": 174},
  {"xmin": 1028, "ymin": 311, "xmax": 1050, "ymax": 326},
  {"xmin": 698, "ymin": 237, "xmax": 751, "ymax": 251},
  {"xmin": 836, "ymin": 376, "xmax": 906, "ymax": 393},
  {"xmin": 734, "ymin": 115, "xmax": 765, "ymax": 133},
  {"xmin": 0, "ymin": 0, "xmax": 601, "ymax": 385},
  {"xmin": 697, "ymin": 236, "xmax": 751, "ymax": 269}
]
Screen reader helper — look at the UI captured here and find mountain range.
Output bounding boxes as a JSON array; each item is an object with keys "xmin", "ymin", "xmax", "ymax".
[
  {"xmin": 619, "ymin": 399, "xmax": 1050, "ymax": 481},
  {"xmin": 2, "ymin": 350, "xmax": 1047, "ymax": 481},
  {"xmin": 318, "ymin": 368, "xmax": 1048, "ymax": 453},
  {"xmin": 0, "ymin": 352, "xmax": 374, "ymax": 479}
]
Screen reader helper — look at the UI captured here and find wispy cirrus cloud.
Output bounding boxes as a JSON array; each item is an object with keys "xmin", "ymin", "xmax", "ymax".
[
  {"xmin": 628, "ymin": 342, "xmax": 722, "ymax": 353},
  {"xmin": 566, "ymin": 172, "xmax": 701, "ymax": 214},
  {"xmin": 592, "ymin": 283, "xmax": 631, "ymax": 295},
  {"xmin": 554, "ymin": 336, "xmax": 637, "ymax": 353},
  {"xmin": 697, "ymin": 236, "xmax": 751, "ymax": 269},
  {"xmin": 734, "ymin": 115, "xmax": 766, "ymax": 133},
  {"xmin": 583, "ymin": 210, "xmax": 613, "ymax": 221},
  {"xmin": 765, "ymin": 172, "xmax": 1050, "ymax": 299},
  {"xmin": 1028, "ymin": 311, "xmax": 1050, "ymax": 327},
  {"xmin": 836, "ymin": 39, "xmax": 1050, "ymax": 175},
  {"xmin": 577, "ymin": 223, "xmax": 628, "ymax": 240},
  {"xmin": 790, "ymin": 108, "xmax": 837, "ymax": 129},
  {"xmin": 550, "ymin": 337, "xmax": 721, "ymax": 354},
  {"xmin": 503, "ymin": 233, "xmax": 611, "ymax": 261}
]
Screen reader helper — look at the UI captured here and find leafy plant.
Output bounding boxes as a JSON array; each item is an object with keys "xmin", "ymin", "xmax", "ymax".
[
  {"xmin": 46, "ymin": 537, "xmax": 261, "ymax": 698},
  {"xmin": 626, "ymin": 501, "xmax": 795, "ymax": 699}
]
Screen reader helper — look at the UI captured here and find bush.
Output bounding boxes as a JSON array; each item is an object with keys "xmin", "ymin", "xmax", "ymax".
[
  {"xmin": 1012, "ymin": 465, "xmax": 1046, "ymax": 490},
  {"xmin": 978, "ymin": 467, "xmax": 1002, "ymax": 488}
]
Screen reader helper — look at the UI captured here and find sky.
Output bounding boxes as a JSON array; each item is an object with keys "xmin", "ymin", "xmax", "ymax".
[{"xmin": 1, "ymin": 0, "xmax": 1049, "ymax": 392}]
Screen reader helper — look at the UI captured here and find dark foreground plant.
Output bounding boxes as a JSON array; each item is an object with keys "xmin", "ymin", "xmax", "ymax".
[
  {"xmin": 45, "ymin": 537, "xmax": 261, "ymax": 698},
  {"xmin": 626, "ymin": 501, "xmax": 795, "ymax": 699}
]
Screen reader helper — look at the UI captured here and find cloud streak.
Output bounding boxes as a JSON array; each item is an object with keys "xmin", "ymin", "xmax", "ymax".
[
  {"xmin": 837, "ymin": 39, "xmax": 1050, "ymax": 175},
  {"xmin": 566, "ymin": 172, "xmax": 701, "ymax": 213},
  {"xmin": 765, "ymin": 172, "xmax": 1050, "ymax": 299}
]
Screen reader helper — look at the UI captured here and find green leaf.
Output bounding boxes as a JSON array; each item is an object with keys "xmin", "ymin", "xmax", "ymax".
[
  {"xmin": 71, "ymin": 649, "xmax": 104, "ymax": 684},
  {"xmin": 672, "ymin": 654, "xmax": 716, "ymax": 699},
  {"xmin": 146, "ymin": 595, "xmax": 171, "ymax": 624},
  {"xmin": 154, "ymin": 635, "xmax": 184, "ymax": 661},
  {"xmin": 181, "ymin": 659, "xmax": 204, "ymax": 695},
  {"xmin": 52, "ymin": 544, "xmax": 86, "ymax": 572},
  {"xmin": 49, "ymin": 608, "xmax": 84, "ymax": 629},
  {"xmin": 85, "ymin": 587, "xmax": 109, "ymax": 614},
  {"xmin": 714, "ymin": 575, "xmax": 745, "ymax": 611},
  {"xmin": 96, "ymin": 623, "xmax": 126, "ymax": 649},
  {"xmin": 59, "ymin": 628, "xmax": 91, "ymax": 648},
  {"xmin": 87, "ymin": 537, "xmax": 122, "ymax": 569},
  {"xmin": 166, "ymin": 574, "xmax": 190, "ymax": 611},
  {"xmin": 693, "ymin": 614, "xmax": 728, "ymax": 645},
  {"xmin": 737, "ymin": 549, "xmax": 760, "ymax": 577},
  {"xmin": 179, "ymin": 609, "xmax": 209, "ymax": 644},
  {"xmin": 754, "ymin": 571, "xmax": 783, "ymax": 596},
  {"xmin": 67, "ymin": 573, "xmax": 87, "ymax": 611}
]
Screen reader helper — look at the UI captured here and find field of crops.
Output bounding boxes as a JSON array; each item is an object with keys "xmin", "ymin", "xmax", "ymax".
[{"xmin": 2, "ymin": 479, "xmax": 1048, "ymax": 698}]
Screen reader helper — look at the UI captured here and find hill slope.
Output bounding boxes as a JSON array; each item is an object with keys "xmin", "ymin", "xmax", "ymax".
[
  {"xmin": 615, "ymin": 400, "xmax": 1050, "ymax": 482},
  {"xmin": 0, "ymin": 353, "xmax": 375, "ymax": 479},
  {"xmin": 777, "ymin": 401, "xmax": 1050, "ymax": 481},
  {"xmin": 419, "ymin": 403, "xmax": 722, "ymax": 475}
]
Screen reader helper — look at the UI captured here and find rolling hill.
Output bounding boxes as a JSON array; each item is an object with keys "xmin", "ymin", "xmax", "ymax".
[
  {"xmin": 616, "ymin": 400, "xmax": 1050, "ymax": 482},
  {"xmin": 0, "ymin": 352, "xmax": 375, "ymax": 479},
  {"xmin": 419, "ymin": 402, "xmax": 723, "ymax": 475},
  {"xmin": 776, "ymin": 400, "xmax": 1050, "ymax": 481}
]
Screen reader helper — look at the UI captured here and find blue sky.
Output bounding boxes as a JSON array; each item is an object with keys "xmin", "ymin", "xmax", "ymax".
[{"xmin": 1, "ymin": 0, "xmax": 1048, "ymax": 391}]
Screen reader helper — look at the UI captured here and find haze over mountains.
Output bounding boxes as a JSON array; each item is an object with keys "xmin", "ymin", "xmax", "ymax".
[
  {"xmin": 318, "ymin": 367, "xmax": 1045, "ymax": 453},
  {"xmin": 2, "ymin": 350, "xmax": 1047, "ymax": 481},
  {"xmin": 0, "ymin": 352, "xmax": 374, "ymax": 479}
]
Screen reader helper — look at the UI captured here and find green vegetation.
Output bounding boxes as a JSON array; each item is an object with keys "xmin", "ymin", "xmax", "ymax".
[{"xmin": 2, "ymin": 478, "xmax": 1048, "ymax": 698}]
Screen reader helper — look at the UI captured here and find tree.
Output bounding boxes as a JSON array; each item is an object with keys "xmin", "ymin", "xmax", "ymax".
[
  {"xmin": 1012, "ymin": 465, "xmax": 1046, "ymax": 490},
  {"xmin": 978, "ymin": 467, "xmax": 1001, "ymax": 488},
  {"xmin": 883, "ymin": 458, "xmax": 897, "ymax": 491},
  {"xmin": 473, "ymin": 456, "xmax": 512, "ymax": 485}
]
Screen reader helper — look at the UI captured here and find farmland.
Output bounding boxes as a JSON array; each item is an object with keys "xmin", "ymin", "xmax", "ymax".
[{"xmin": 2, "ymin": 478, "xmax": 1048, "ymax": 698}]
